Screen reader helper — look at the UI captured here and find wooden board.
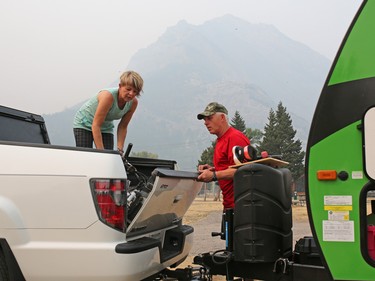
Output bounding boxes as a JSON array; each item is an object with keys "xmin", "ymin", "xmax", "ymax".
[{"xmin": 229, "ymin": 157, "xmax": 289, "ymax": 168}]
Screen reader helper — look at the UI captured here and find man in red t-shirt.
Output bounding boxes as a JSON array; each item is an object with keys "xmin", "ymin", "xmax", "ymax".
[{"xmin": 197, "ymin": 102, "xmax": 250, "ymax": 209}]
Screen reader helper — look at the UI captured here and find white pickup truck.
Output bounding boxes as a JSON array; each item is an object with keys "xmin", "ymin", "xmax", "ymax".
[{"xmin": 0, "ymin": 105, "xmax": 202, "ymax": 281}]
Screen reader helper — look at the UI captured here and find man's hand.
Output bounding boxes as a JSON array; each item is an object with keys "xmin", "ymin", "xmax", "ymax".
[
  {"xmin": 197, "ymin": 164, "xmax": 215, "ymax": 182},
  {"xmin": 197, "ymin": 164, "xmax": 213, "ymax": 172}
]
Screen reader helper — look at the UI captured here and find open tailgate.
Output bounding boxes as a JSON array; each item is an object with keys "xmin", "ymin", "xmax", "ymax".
[{"xmin": 126, "ymin": 168, "xmax": 203, "ymax": 237}]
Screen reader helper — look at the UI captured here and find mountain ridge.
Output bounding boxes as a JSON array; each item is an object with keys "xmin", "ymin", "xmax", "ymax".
[{"xmin": 44, "ymin": 14, "xmax": 331, "ymax": 170}]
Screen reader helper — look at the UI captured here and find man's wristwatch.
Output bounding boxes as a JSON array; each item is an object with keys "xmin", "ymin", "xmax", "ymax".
[{"xmin": 212, "ymin": 171, "xmax": 217, "ymax": 181}]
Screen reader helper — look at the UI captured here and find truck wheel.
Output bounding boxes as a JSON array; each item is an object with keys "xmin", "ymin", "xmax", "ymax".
[{"xmin": 0, "ymin": 249, "xmax": 9, "ymax": 281}]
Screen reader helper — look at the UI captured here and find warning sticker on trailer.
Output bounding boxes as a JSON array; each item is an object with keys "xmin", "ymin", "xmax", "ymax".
[
  {"xmin": 324, "ymin": 205, "xmax": 352, "ymax": 211},
  {"xmin": 352, "ymin": 171, "xmax": 363, "ymax": 179},
  {"xmin": 327, "ymin": 210, "xmax": 349, "ymax": 221},
  {"xmin": 323, "ymin": 220, "xmax": 354, "ymax": 242},
  {"xmin": 324, "ymin": 195, "xmax": 352, "ymax": 206}
]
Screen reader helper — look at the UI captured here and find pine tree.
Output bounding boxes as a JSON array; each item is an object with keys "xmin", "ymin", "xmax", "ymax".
[
  {"xmin": 259, "ymin": 109, "xmax": 279, "ymax": 154},
  {"xmin": 197, "ymin": 141, "xmax": 215, "ymax": 167},
  {"xmin": 244, "ymin": 128, "xmax": 263, "ymax": 148},
  {"xmin": 230, "ymin": 110, "xmax": 246, "ymax": 133},
  {"xmin": 259, "ymin": 102, "xmax": 305, "ymax": 180}
]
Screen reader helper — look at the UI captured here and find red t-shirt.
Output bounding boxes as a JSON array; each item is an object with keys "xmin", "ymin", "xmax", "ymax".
[{"xmin": 214, "ymin": 127, "xmax": 250, "ymax": 209}]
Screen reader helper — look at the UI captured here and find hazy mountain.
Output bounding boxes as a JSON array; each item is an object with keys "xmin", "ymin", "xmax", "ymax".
[{"xmin": 43, "ymin": 14, "xmax": 331, "ymax": 171}]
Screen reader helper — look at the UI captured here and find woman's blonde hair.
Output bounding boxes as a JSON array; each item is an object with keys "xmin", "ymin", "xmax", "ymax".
[{"xmin": 119, "ymin": 71, "xmax": 144, "ymax": 95}]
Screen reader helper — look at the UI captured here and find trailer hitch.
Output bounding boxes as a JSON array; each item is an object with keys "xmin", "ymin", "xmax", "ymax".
[
  {"xmin": 273, "ymin": 258, "xmax": 289, "ymax": 274},
  {"xmin": 152, "ymin": 265, "xmax": 212, "ymax": 281}
]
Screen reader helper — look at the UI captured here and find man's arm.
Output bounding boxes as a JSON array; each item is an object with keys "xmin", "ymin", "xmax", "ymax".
[
  {"xmin": 197, "ymin": 167, "xmax": 236, "ymax": 182},
  {"xmin": 215, "ymin": 168, "xmax": 237, "ymax": 180}
]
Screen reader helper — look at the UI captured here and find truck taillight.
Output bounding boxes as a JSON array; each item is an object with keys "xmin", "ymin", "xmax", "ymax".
[{"xmin": 91, "ymin": 179, "xmax": 128, "ymax": 232}]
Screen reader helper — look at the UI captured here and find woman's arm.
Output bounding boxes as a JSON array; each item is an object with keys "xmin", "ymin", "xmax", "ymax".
[
  {"xmin": 117, "ymin": 98, "xmax": 138, "ymax": 151},
  {"xmin": 92, "ymin": 91, "xmax": 114, "ymax": 149}
]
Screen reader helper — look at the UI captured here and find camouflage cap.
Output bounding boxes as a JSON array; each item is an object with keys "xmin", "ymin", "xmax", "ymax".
[{"xmin": 197, "ymin": 102, "xmax": 228, "ymax": 120}]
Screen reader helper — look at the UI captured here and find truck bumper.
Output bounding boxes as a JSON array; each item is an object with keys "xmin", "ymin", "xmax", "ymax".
[{"xmin": 5, "ymin": 224, "xmax": 194, "ymax": 281}]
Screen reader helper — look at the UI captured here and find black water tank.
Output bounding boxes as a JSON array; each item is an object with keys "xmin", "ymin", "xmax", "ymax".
[{"xmin": 233, "ymin": 163, "xmax": 293, "ymax": 262}]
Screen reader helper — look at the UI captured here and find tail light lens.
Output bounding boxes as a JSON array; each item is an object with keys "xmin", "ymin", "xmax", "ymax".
[{"xmin": 90, "ymin": 179, "xmax": 128, "ymax": 232}]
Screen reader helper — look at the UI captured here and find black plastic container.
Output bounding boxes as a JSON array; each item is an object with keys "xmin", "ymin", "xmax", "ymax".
[
  {"xmin": 233, "ymin": 163, "xmax": 293, "ymax": 262},
  {"xmin": 293, "ymin": 236, "xmax": 323, "ymax": 266}
]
